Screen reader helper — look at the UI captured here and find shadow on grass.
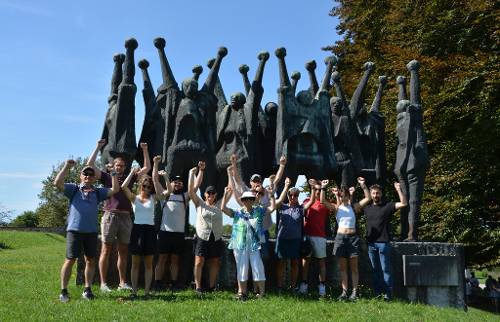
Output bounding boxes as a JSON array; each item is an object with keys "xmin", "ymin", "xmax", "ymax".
[
  {"xmin": 0, "ymin": 241, "xmax": 12, "ymax": 250},
  {"xmin": 44, "ymin": 233, "xmax": 65, "ymax": 243}
]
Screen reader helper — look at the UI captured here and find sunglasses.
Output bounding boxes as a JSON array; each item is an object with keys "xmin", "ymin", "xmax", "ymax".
[
  {"xmin": 82, "ymin": 172, "xmax": 95, "ymax": 177},
  {"xmin": 288, "ymin": 194, "xmax": 299, "ymax": 198},
  {"xmin": 206, "ymin": 191, "xmax": 216, "ymax": 195},
  {"xmin": 142, "ymin": 184, "xmax": 153, "ymax": 189}
]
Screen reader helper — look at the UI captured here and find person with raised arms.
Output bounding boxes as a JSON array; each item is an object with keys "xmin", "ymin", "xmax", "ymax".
[
  {"xmin": 86, "ymin": 139, "xmax": 151, "ymax": 292},
  {"xmin": 321, "ymin": 177, "xmax": 370, "ymax": 301},
  {"xmin": 222, "ymin": 167, "xmax": 276, "ymax": 300},
  {"xmin": 187, "ymin": 163, "xmax": 232, "ymax": 296},
  {"xmin": 120, "ymin": 155, "xmax": 168, "ymax": 298},
  {"xmin": 274, "ymin": 178, "xmax": 315, "ymax": 293},
  {"xmin": 55, "ymin": 160, "xmax": 119, "ymax": 302}
]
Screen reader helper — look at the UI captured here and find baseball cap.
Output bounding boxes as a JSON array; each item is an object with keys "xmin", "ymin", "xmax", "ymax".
[
  {"xmin": 81, "ymin": 166, "xmax": 95, "ymax": 175},
  {"xmin": 170, "ymin": 175, "xmax": 182, "ymax": 182},
  {"xmin": 205, "ymin": 186, "xmax": 217, "ymax": 194},
  {"xmin": 250, "ymin": 174, "xmax": 262, "ymax": 182}
]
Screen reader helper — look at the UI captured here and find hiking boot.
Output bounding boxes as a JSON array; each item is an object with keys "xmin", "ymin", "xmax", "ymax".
[
  {"xmin": 82, "ymin": 288, "xmax": 95, "ymax": 300},
  {"xmin": 118, "ymin": 283, "xmax": 133, "ymax": 291},
  {"xmin": 318, "ymin": 283, "xmax": 326, "ymax": 297},
  {"xmin": 338, "ymin": 289, "xmax": 348, "ymax": 301},
  {"xmin": 298, "ymin": 282, "xmax": 308, "ymax": 295},
  {"xmin": 59, "ymin": 290, "xmax": 70, "ymax": 303},
  {"xmin": 100, "ymin": 284, "xmax": 112, "ymax": 293}
]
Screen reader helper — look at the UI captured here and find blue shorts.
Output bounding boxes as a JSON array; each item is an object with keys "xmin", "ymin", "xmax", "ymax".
[{"xmin": 275, "ymin": 238, "xmax": 301, "ymax": 259}]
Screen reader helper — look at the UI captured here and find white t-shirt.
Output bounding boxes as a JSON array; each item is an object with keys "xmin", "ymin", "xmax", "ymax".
[
  {"xmin": 195, "ymin": 203, "xmax": 223, "ymax": 241},
  {"xmin": 133, "ymin": 196, "xmax": 155, "ymax": 226},
  {"xmin": 160, "ymin": 192, "xmax": 189, "ymax": 233},
  {"xmin": 336, "ymin": 204, "xmax": 356, "ymax": 229}
]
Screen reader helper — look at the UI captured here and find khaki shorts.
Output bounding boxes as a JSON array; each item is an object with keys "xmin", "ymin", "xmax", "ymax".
[
  {"xmin": 101, "ymin": 211, "xmax": 133, "ymax": 244},
  {"xmin": 305, "ymin": 235, "xmax": 327, "ymax": 259}
]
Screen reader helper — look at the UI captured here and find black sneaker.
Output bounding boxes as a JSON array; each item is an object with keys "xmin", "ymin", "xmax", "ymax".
[
  {"xmin": 82, "ymin": 289, "xmax": 95, "ymax": 300},
  {"xmin": 235, "ymin": 293, "xmax": 247, "ymax": 301},
  {"xmin": 195, "ymin": 288, "xmax": 204, "ymax": 297}
]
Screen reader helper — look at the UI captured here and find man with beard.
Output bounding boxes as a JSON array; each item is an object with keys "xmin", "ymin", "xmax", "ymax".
[
  {"xmin": 153, "ymin": 162, "xmax": 204, "ymax": 291},
  {"xmin": 363, "ymin": 183, "xmax": 407, "ymax": 300}
]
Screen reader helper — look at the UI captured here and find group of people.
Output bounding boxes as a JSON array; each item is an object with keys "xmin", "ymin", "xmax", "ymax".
[{"xmin": 56, "ymin": 139, "xmax": 407, "ymax": 302}]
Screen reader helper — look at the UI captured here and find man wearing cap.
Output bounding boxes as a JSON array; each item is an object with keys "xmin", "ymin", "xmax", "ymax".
[
  {"xmin": 229, "ymin": 154, "xmax": 287, "ymax": 260},
  {"xmin": 86, "ymin": 139, "xmax": 151, "ymax": 292},
  {"xmin": 153, "ymin": 162, "xmax": 204, "ymax": 291},
  {"xmin": 55, "ymin": 159, "xmax": 119, "ymax": 302},
  {"xmin": 188, "ymin": 164, "xmax": 232, "ymax": 295}
]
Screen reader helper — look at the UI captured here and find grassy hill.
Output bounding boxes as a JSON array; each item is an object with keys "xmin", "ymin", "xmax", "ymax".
[{"xmin": 0, "ymin": 230, "xmax": 497, "ymax": 321}]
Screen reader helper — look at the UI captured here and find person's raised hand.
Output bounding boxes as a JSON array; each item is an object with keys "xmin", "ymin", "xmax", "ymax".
[
  {"xmin": 331, "ymin": 187, "xmax": 339, "ymax": 195},
  {"xmin": 321, "ymin": 179, "xmax": 329, "ymax": 188},
  {"xmin": 279, "ymin": 156, "xmax": 287, "ymax": 166},
  {"xmin": 153, "ymin": 155, "xmax": 161, "ymax": 163},
  {"xmin": 394, "ymin": 182, "xmax": 401, "ymax": 191},
  {"xmin": 158, "ymin": 170, "xmax": 167, "ymax": 177},
  {"xmin": 285, "ymin": 177, "xmax": 291, "ymax": 186},
  {"xmin": 66, "ymin": 159, "xmax": 76, "ymax": 167},
  {"xmin": 357, "ymin": 177, "xmax": 366, "ymax": 186},
  {"xmin": 97, "ymin": 139, "xmax": 106, "ymax": 148},
  {"xmin": 349, "ymin": 187, "xmax": 355, "ymax": 195},
  {"xmin": 198, "ymin": 161, "xmax": 206, "ymax": 171},
  {"xmin": 140, "ymin": 142, "xmax": 148, "ymax": 150}
]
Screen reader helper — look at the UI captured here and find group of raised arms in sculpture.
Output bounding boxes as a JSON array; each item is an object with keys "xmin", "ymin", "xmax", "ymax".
[{"xmin": 54, "ymin": 37, "xmax": 428, "ymax": 303}]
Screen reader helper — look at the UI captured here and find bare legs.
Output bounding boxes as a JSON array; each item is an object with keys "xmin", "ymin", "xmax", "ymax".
[
  {"xmin": 154, "ymin": 254, "xmax": 179, "ymax": 287},
  {"xmin": 61, "ymin": 256, "xmax": 95, "ymax": 290},
  {"xmin": 131, "ymin": 255, "xmax": 154, "ymax": 295}
]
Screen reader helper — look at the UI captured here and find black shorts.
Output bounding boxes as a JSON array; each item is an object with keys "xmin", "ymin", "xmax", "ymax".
[
  {"xmin": 66, "ymin": 231, "xmax": 98, "ymax": 259},
  {"xmin": 193, "ymin": 233, "xmax": 224, "ymax": 259},
  {"xmin": 129, "ymin": 224, "xmax": 157, "ymax": 256},
  {"xmin": 275, "ymin": 238, "xmax": 301, "ymax": 259},
  {"xmin": 333, "ymin": 233, "xmax": 360, "ymax": 258},
  {"xmin": 157, "ymin": 231, "xmax": 185, "ymax": 255}
]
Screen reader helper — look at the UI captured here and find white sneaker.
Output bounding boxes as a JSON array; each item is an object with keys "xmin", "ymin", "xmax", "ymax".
[
  {"xmin": 118, "ymin": 283, "xmax": 133, "ymax": 291},
  {"xmin": 318, "ymin": 283, "xmax": 326, "ymax": 297},
  {"xmin": 59, "ymin": 292, "xmax": 70, "ymax": 303},
  {"xmin": 298, "ymin": 282, "xmax": 308, "ymax": 295},
  {"xmin": 100, "ymin": 284, "xmax": 112, "ymax": 293}
]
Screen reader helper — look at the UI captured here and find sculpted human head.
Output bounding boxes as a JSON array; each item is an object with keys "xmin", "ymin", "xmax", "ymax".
[
  {"xmin": 182, "ymin": 78, "xmax": 198, "ymax": 99},
  {"xmin": 230, "ymin": 92, "xmax": 246, "ymax": 108},
  {"xmin": 296, "ymin": 90, "xmax": 313, "ymax": 106},
  {"xmin": 330, "ymin": 97, "xmax": 343, "ymax": 116}
]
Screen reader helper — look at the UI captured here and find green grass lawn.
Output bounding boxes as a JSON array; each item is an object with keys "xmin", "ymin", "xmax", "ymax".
[{"xmin": 0, "ymin": 231, "xmax": 497, "ymax": 322}]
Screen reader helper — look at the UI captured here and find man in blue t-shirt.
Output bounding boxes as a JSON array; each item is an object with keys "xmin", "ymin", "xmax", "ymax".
[{"xmin": 54, "ymin": 160, "xmax": 119, "ymax": 302}]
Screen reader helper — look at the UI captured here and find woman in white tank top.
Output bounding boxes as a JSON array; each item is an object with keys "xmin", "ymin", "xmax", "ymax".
[
  {"xmin": 121, "ymin": 156, "xmax": 169, "ymax": 298},
  {"xmin": 321, "ymin": 177, "xmax": 371, "ymax": 301}
]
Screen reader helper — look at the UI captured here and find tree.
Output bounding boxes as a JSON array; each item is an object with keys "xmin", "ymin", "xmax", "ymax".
[
  {"xmin": 36, "ymin": 157, "xmax": 89, "ymax": 227},
  {"xmin": 0, "ymin": 203, "xmax": 13, "ymax": 226},
  {"xmin": 9, "ymin": 211, "xmax": 39, "ymax": 228},
  {"xmin": 325, "ymin": 0, "xmax": 500, "ymax": 266}
]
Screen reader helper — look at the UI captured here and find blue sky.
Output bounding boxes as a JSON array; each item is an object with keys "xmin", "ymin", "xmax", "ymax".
[{"xmin": 0, "ymin": 0, "xmax": 339, "ymax": 222}]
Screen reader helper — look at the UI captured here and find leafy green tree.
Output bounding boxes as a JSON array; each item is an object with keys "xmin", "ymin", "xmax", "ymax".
[
  {"xmin": 325, "ymin": 0, "xmax": 500, "ymax": 266},
  {"xmin": 9, "ymin": 211, "xmax": 39, "ymax": 228},
  {"xmin": 36, "ymin": 157, "xmax": 89, "ymax": 227}
]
